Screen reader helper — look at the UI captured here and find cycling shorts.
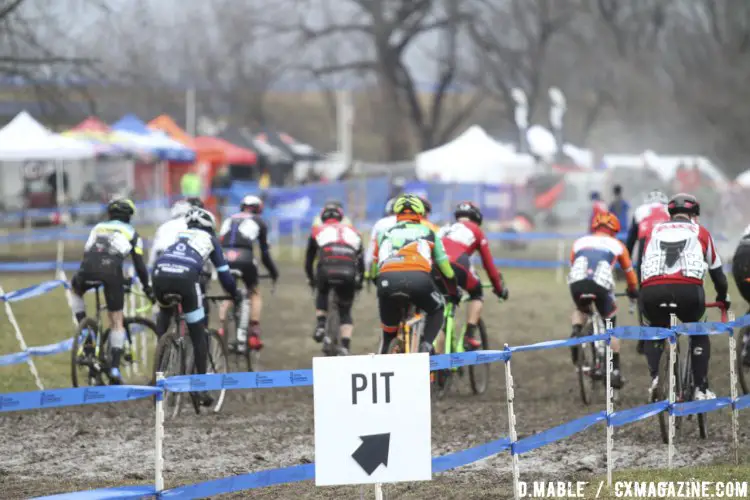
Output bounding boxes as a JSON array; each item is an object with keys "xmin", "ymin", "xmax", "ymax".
[
  {"xmin": 152, "ymin": 272, "xmax": 204, "ymax": 324},
  {"xmin": 376, "ymin": 270, "xmax": 444, "ymax": 330},
  {"xmin": 71, "ymin": 269, "xmax": 126, "ymax": 312},
  {"xmin": 225, "ymin": 247, "xmax": 259, "ymax": 292},
  {"xmin": 316, "ymin": 276, "xmax": 356, "ymax": 315},
  {"xmin": 569, "ymin": 279, "xmax": 616, "ymax": 318},
  {"xmin": 451, "ymin": 254, "xmax": 483, "ymax": 301},
  {"xmin": 639, "ymin": 283, "xmax": 705, "ymax": 328},
  {"xmin": 733, "ymin": 243, "xmax": 750, "ymax": 304}
]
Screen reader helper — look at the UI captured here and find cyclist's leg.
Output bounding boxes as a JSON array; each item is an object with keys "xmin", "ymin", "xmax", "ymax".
[
  {"xmin": 676, "ymin": 284, "xmax": 709, "ymax": 394},
  {"xmin": 182, "ymin": 282, "xmax": 208, "ymax": 375},
  {"xmin": 568, "ymin": 280, "xmax": 591, "ymax": 363},
  {"xmin": 199, "ymin": 274, "xmax": 210, "ymax": 328},
  {"xmin": 409, "ymin": 271, "xmax": 446, "ymax": 353},
  {"xmin": 336, "ymin": 280, "xmax": 356, "ymax": 353},
  {"xmin": 152, "ymin": 275, "xmax": 174, "ymax": 337},
  {"xmin": 458, "ymin": 258, "xmax": 484, "ymax": 350},
  {"xmin": 376, "ymin": 273, "xmax": 403, "ymax": 354},
  {"xmin": 313, "ymin": 275, "xmax": 330, "ymax": 342},
  {"xmin": 639, "ymin": 284, "xmax": 672, "ymax": 390},
  {"xmin": 430, "ymin": 266, "xmax": 448, "ymax": 354},
  {"xmin": 102, "ymin": 274, "xmax": 127, "ymax": 383},
  {"xmin": 244, "ymin": 260, "xmax": 263, "ymax": 346},
  {"xmin": 595, "ymin": 285, "xmax": 623, "ymax": 386},
  {"xmin": 69, "ymin": 271, "xmax": 89, "ymax": 324}
]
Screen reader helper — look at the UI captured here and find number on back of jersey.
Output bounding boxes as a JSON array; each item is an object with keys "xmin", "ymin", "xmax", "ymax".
[{"xmin": 641, "ymin": 223, "xmax": 707, "ymax": 281}]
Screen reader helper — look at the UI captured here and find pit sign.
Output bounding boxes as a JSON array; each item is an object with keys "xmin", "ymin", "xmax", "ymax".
[{"xmin": 313, "ymin": 353, "xmax": 431, "ymax": 486}]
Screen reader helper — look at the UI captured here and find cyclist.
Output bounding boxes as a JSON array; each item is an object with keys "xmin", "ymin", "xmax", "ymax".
[
  {"xmin": 312, "ymin": 199, "xmax": 352, "ymax": 228},
  {"xmin": 218, "ymin": 195, "xmax": 279, "ymax": 352},
  {"xmin": 568, "ymin": 212, "xmax": 638, "ymax": 389},
  {"xmin": 639, "ymin": 193, "xmax": 730, "ymax": 401},
  {"xmin": 152, "ymin": 207, "xmax": 242, "ymax": 407},
  {"xmin": 364, "ymin": 198, "xmax": 398, "ymax": 282},
  {"xmin": 305, "ymin": 205, "xmax": 364, "ymax": 355},
  {"xmin": 70, "ymin": 199, "xmax": 154, "ymax": 384},
  {"xmin": 370, "ymin": 194, "xmax": 459, "ymax": 354},
  {"xmin": 148, "ymin": 198, "xmax": 204, "ymax": 269},
  {"xmin": 439, "ymin": 202, "xmax": 509, "ymax": 350},
  {"xmin": 732, "ymin": 224, "xmax": 750, "ymax": 366}
]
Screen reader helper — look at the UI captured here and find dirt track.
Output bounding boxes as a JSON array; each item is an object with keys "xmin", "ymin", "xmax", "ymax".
[{"xmin": 1, "ymin": 267, "xmax": 748, "ymax": 499}]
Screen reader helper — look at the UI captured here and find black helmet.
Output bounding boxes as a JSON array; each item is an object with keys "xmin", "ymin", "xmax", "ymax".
[
  {"xmin": 320, "ymin": 205, "xmax": 344, "ymax": 222},
  {"xmin": 107, "ymin": 198, "xmax": 135, "ymax": 222},
  {"xmin": 455, "ymin": 201, "xmax": 483, "ymax": 225},
  {"xmin": 185, "ymin": 197, "xmax": 204, "ymax": 208},
  {"xmin": 323, "ymin": 199, "xmax": 343, "ymax": 210},
  {"xmin": 418, "ymin": 196, "xmax": 432, "ymax": 215},
  {"xmin": 667, "ymin": 193, "xmax": 700, "ymax": 217}
]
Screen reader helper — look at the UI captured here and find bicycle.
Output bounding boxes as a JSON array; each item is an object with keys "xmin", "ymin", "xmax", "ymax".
[
  {"xmin": 221, "ymin": 271, "xmax": 272, "ymax": 371},
  {"xmin": 71, "ymin": 282, "xmax": 158, "ymax": 387},
  {"xmin": 433, "ymin": 284, "xmax": 495, "ymax": 400},
  {"xmin": 574, "ymin": 292, "xmax": 631, "ymax": 405},
  {"xmin": 384, "ymin": 295, "xmax": 425, "ymax": 355},
  {"xmin": 655, "ymin": 302, "xmax": 728, "ymax": 444},
  {"xmin": 152, "ymin": 293, "xmax": 229, "ymax": 419}
]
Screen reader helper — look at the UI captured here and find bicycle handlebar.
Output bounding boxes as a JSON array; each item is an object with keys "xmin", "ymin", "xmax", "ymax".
[{"xmin": 705, "ymin": 302, "xmax": 729, "ymax": 322}]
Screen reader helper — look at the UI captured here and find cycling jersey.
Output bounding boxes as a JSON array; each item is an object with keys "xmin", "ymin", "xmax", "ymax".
[
  {"xmin": 568, "ymin": 233, "xmax": 638, "ymax": 292},
  {"xmin": 640, "ymin": 220, "xmax": 721, "ymax": 287},
  {"xmin": 153, "ymin": 229, "xmax": 237, "ymax": 296},
  {"xmin": 219, "ymin": 212, "xmax": 279, "ymax": 282},
  {"xmin": 81, "ymin": 220, "xmax": 150, "ymax": 284},
  {"xmin": 439, "ymin": 220, "xmax": 504, "ymax": 293},
  {"xmin": 365, "ymin": 215, "xmax": 397, "ymax": 271},
  {"xmin": 625, "ymin": 202, "xmax": 670, "ymax": 257},
  {"xmin": 148, "ymin": 218, "xmax": 187, "ymax": 269},
  {"xmin": 305, "ymin": 221, "xmax": 364, "ymax": 285}
]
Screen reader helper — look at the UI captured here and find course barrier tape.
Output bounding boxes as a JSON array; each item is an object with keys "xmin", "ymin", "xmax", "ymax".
[
  {"xmin": 608, "ymin": 400, "xmax": 669, "ymax": 427},
  {"xmin": 512, "ymin": 411, "xmax": 608, "ymax": 455},
  {"xmin": 736, "ymin": 394, "xmax": 750, "ymax": 411},
  {"xmin": 671, "ymin": 397, "xmax": 733, "ymax": 417},
  {"xmin": 0, "ymin": 385, "xmax": 160, "ymax": 412},
  {"xmin": 1, "ymin": 279, "xmax": 69, "ymax": 302},
  {"xmin": 35, "ymin": 485, "xmax": 157, "ymax": 500}
]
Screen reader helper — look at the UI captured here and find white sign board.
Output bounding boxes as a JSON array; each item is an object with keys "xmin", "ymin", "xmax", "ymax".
[{"xmin": 313, "ymin": 353, "xmax": 432, "ymax": 486}]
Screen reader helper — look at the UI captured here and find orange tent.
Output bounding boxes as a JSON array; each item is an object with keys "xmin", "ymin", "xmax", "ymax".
[{"xmin": 195, "ymin": 136, "xmax": 257, "ymax": 165}]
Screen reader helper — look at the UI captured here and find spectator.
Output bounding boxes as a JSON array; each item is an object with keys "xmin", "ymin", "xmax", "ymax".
[
  {"xmin": 180, "ymin": 167, "xmax": 202, "ymax": 198},
  {"xmin": 608, "ymin": 184, "xmax": 630, "ymax": 234},
  {"xmin": 589, "ymin": 191, "xmax": 608, "ymax": 232},
  {"xmin": 211, "ymin": 165, "xmax": 232, "ymax": 218}
]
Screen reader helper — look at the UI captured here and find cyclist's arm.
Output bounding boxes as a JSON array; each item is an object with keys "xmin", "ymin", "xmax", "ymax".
[
  {"xmin": 364, "ymin": 223, "xmax": 379, "ymax": 272},
  {"xmin": 129, "ymin": 232, "xmax": 151, "ymax": 288},
  {"xmin": 369, "ymin": 236, "xmax": 380, "ymax": 278},
  {"xmin": 257, "ymin": 219, "xmax": 279, "ymax": 280},
  {"xmin": 209, "ymin": 235, "xmax": 238, "ymax": 296},
  {"xmin": 625, "ymin": 216, "xmax": 638, "ymax": 255},
  {"xmin": 304, "ymin": 235, "xmax": 318, "ymax": 283},
  {"xmin": 616, "ymin": 243, "xmax": 638, "ymax": 292},
  {"xmin": 475, "ymin": 226, "xmax": 504, "ymax": 293},
  {"xmin": 432, "ymin": 231, "xmax": 457, "ymax": 294},
  {"xmin": 703, "ymin": 229, "xmax": 728, "ymax": 298}
]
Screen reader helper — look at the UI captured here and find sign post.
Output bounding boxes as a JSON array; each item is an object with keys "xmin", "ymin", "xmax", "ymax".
[{"xmin": 313, "ymin": 353, "xmax": 432, "ymax": 487}]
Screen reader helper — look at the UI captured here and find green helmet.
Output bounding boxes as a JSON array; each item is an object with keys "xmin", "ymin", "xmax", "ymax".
[
  {"xmin": 393, "ymin": 194, "xmax": 426, "ymax": 216},
  {"xmin": 107, "ymin": 198, "xmax": 136, "ymax": 222}
]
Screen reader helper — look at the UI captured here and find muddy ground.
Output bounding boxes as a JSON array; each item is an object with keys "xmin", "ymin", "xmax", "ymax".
[{"xmin": 1, "ymin": 267, "xmax": 748, "ymax": 499}]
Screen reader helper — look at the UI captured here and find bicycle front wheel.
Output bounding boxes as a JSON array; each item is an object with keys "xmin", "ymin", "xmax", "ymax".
[
  {"xmin": 469, "ymin": 319, "xmax": 490, "ymax": 395},
  {"xmin": 206, "ymin": 329, "xmax": 229, "ymax": 413},
  {"xmin": 153, "ymin": 330, "xmax": 191, "ymax": 420},
  {"xmin": 223, "ymin": 304, "xmax": 252, "ymax": 373},
  {"xmin": 71, "ymin": 319, "xmax": 100, "ymax": 388}
]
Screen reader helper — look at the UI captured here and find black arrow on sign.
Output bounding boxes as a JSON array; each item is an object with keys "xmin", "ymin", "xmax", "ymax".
[{"xmin": 351, "ymin": 433, "xmax": 390, "ymax": 475}]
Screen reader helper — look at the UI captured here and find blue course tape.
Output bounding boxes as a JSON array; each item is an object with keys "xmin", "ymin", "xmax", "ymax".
[
  {"xmin": 34, "ymin": 485, "xmax": 157, "ymax": 500},
  {"xmin": 430, "ymin": 350, "xmax": 510, "ymax": 371},
  {"xmin": 1, "ymin": 279, "xmax": 69, "ymax": 302},
  {"xmin": 161, "ymin": 369, "xmax": 314, "ymax": 392},
  {"xmin": 513, "ymin": 411, "xmax": 606, "ymax": 455},
  {"xmin": 160, "ymin": 464, "xmax": 315, "ymax": 499},
  {"xmin": 509, "ymin": 334, "xmax": 607, "ymax": 354},
  {"xmin": 0, "ymin": 338, "xmax": 74, "ymax": 367},
  {"xmin": 0, "ymin": 261, "xmax": 79, "ymax": 272},
  {"xmin": 0, "ymin": 350, "xmax": 30, "ymax": 367},
  {"xmin": 609, "ymin": 326, "xmax": 673, "ymax": 341},
  {"xmin": 732, "ymin": 315, "xmax": 750, "ymax": 328},
  {"xmin": 432, "ymin": 437, "xmax": 511, "ymax": 473},
  {"xmin": 736, "ymin": 395, "xmax": 750, "ymax": 411},
  {"xmin": 0, "ymin": 385, "xmax": 161, "ymax": 413},
  {"xmin": 675, "ymin": 322, "xmax": 733, "ymax": 336},
  {"xmin": 609, "ymin": 401, "xmax": 669, "ymax": 427},
  {"xmin": 671, "ymin": 397, "xmax": 733, "ymax": 417}
]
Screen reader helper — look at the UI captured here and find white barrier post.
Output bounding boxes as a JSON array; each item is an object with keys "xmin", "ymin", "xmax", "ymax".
[
  {"xmin": 125, "ymin": 269, "xmax": 136, "ymax": 378},
  {"xmin": 155, "ymin": 372, "xmax": 165, "ymax": 493},
  {"xmin": 0, "ymin": 286, "xmax": 44, "ymax": 390},
  {"xmin": 504, "ymin": 344, "xmax": 520, "ymax": 500},
  {"xmin": 555, "ymin": 240, "xmax": 565, "ymax": 285},
  {"xmin": 605, "ymin": 319, "xmax": 613, "ymax": 488},
  {"xmin": 668, "ymin": 314, "xmax": 677, "ymax": 469},
  {"xmin": 55, "ymin": 237, "xmax": 64, "ymax": 278},
  {"xmin": 57, "ymin": 269, "xmax": 79, "ymax": 328},
  {"xmin": 374, "ymin": 483, "xmax": 384, "ymax": 500},
  {"xmin": 728, "ymin": 311, "xmax": 739, "ymax": 465}
]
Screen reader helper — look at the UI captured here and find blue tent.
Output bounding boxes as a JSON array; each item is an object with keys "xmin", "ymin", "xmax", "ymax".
[{"xmin": 111, "ymin": 114, "xmax": 195, "ymax": 162}]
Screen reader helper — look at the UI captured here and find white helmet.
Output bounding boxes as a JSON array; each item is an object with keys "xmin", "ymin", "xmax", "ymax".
[
  {"xmin": 240, "ymin": 195, "xmax": 263, "ymax": 213},
  {"xmin": 170, "ymin": 200, "xmax": 191, "ymax": 219},
  {"xmin": 644, "ymin": 189, "xmax": 668, "ymax": 205},
  {"xmin": 185, "ymin": 207, "xmax": 216, "ymax": 231}
]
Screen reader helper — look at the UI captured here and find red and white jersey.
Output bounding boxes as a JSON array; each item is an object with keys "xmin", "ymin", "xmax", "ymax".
[
  {"xmin": 439, "ymin": 220, "xmax": 503, "ymax": 292},
  {"xmin": 640, "ymin": 220, "xmax": 721, "ymax": 286},
  {"xmin": 633, "ymin": 202, "xmax": 670, "ymax": 240},
  {"xmin": 312, "ymin": 222, "xmax": 362, "ymax": 251}
]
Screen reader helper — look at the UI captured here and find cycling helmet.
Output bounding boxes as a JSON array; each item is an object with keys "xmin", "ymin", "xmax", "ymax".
[
  {"xmin": 108, "ymin": 198, "xmax": 135, "ymax": 223},
  {"xmin": 240, "ymin": 195, "xmax": 263, "ymax": 214},
  {"xmin": 170, "ymin": 200, "xmax": 191, "ymax": 219},
  {"xmin": 393, "ymin": 194, "xmax": 425, "ymax": 216},
  {"xmin": 418, "ymin": 196, "xmax": 432, "ymax": 215},
  {"xmin": 645, "ymin": 189, "xmax": 668, "ymax": 205},
  {"xmin": 320, "ymin": 205, "xmax": 344, "ymax": 222},
  {"xmin": 590, "ymin": 191, "xmax": 601, "ymax": 201},
  {"xmin": 455, "ymin": 201, "xmax": 483, "ymax": 225},
  {"xmin": 185, "ymin": 207, "xmax": 216, "ymax": 232},
  {"xmin": 667, "ymin": 193, "xmax": 700, "ymax": 217},
  {"xmin": 323, "ymin": 199, "xmax": 343, "ymax": 210},
  {"xmin": 591, "ymin": 211, "xmax": 621, "ymax": 235},
  {"xmin": 384, "ymin": 198, "xmax": 397, "ymax": 216},
  {"xmin": 185, "ymin": 197, "xmax": 204, "ymax": 208}
]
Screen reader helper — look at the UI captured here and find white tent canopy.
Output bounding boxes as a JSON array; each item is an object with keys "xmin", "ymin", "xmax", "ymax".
[
  {"xmin": 416, "ymin": 125, "xmax": 537, "ymax": 184},
  {"xmin": 602, "ymin": 151, "xmax": 727, "ymax": 184},
  {"xmin": 735, "ymin": 169, "xmax": 750, "ymax": 187},
  {"xmin": 0, "ymin": 111, "xmax": 96, "ymax": 160}
]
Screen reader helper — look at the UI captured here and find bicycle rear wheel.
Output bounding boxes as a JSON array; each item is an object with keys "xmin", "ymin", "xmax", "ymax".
[
  {"xmin": 206, "ymin": 329, "xmax": 229, "ymax": 413},
  {"xmin": 737, "ymin": 326, "xmax": 750, "ymax": 395},
  {"xmin": 223, "ymin": 304, "xmax": 252, "ymax": 373},
  {"xmin": 323, "ymin": 292, "xmax": 341, "ymax": 356},
  {"xmin": 469, "ymin": 319, "xmax": 490, "ymax": 395},
  {"xmin": 71, "ymin": 319, "xmax": 101, "ymax": 388},
  {"xmin": 576, "ymin": 322, "xmax": 594, "ymax": 405},
  {"xmin": 123, "ymin": 317, "xmax": 159, "ymax": 384},
  {"xmin": 153, "ymin": 330, "xmax": 192, "ymax": 420}
]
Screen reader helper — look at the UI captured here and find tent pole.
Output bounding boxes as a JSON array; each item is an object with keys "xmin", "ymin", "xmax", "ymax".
[{"xmin": 186, "ymin": 89, "xmax": 196, "ymax": 137}]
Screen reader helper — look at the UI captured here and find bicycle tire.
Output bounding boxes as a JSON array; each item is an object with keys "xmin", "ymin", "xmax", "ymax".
[
  {"xmin": 206, "ymin": 329, "xmax": 229, "ymax": 413},
  {"xmin": 323, "ymin": 292, "xmax": 341, "ymax": 356},
  {"xmin": 576, "ymin": 321, "xmax": 594, "ymax": 405},
  {"xmin": 223, "ymin": 304, "xmax": 252, "ymax": 373},
  {"xmin": 656, "ymin": 339, "xmax": 671, "ymax": 444},
  {"xmin": 469, "ymin": 319, "xmax": 490, "ymax": 395},
  {"xmin": 123, "ymin": 317, "xmax": 159, "ymax": 384},
  {"xmin": 387, "ymin": 335, "xmax": 405, "ymax": 355},
  {"xmin": 153, "ymin": 330, "xmax": 191, "ymax": 420},
  {"xmin": 737, "ymin": 326, "xmax": 750, "ymax": 395},
  {"xmin": 71, "ymin": 318, "xmax": 100, "ymax": 388}
]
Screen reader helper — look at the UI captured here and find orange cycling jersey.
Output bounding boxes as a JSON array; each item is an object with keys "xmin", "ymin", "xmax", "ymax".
[{"xmin": 372, "ymin": 218, "xmax": 454, "ymax": 278}]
